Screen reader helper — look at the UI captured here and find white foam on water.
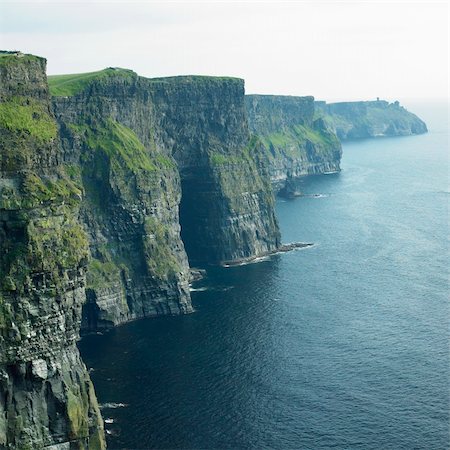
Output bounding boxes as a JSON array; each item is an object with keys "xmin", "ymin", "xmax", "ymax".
[{"xmin": 100, "ymin": 402, "xmax": 128, "ymax": 410}]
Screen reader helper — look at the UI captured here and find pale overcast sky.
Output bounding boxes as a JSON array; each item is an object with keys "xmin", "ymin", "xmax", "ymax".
[{"xmin": 0, "ymin": 1, "xmax": 448, "ymax": 102}]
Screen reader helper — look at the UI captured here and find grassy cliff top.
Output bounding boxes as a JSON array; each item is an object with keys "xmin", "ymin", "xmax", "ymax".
[
  {"xmin": 48, "ymin": 67, "xmax": 136, "ymax": 96},
  {"xmin": 246, "ymin": 94, "xmax": 314, "ymax": 101},
  {"xmin": 148, "ymin": 75, "xmax": 243, "ymax": 84},
  {"xmin": 48, "ymin": 69, "xmax": 240, "ymax": 97},
  {"xmin": 0, "ymin": 50, "xmax": 44, "ymax": 65},
  {"xmin": 322, "ymin": 99, "xmax": 389, "ymax": 106}
]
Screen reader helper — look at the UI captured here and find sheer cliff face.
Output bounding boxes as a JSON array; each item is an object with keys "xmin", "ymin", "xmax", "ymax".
[
  {"xmin": 52, "ymin": 73, "xmax": 193, "ymax": 330},
  {"xmin": 0, "ymin": 53, "xmax": 105, "ymax": 449},
  {"xmin": 148, "ymin": 77, "xmax": 281, "ymax": 265},
  {"xmin": 51, "ymin": 72, "xmax": 280, "ymax": 327},
  {"xmin": 245, "ymin": 95, "xmax": 342, "ymax": 192},
  {"xmin": 315, "ymin": 100, "xmax": 428, "ymax": 140}
]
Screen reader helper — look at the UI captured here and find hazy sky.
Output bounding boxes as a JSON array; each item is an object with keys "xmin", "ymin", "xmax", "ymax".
[{"xmin": 0, "ymin": 1, "xmax": 448, "ymax": 102}]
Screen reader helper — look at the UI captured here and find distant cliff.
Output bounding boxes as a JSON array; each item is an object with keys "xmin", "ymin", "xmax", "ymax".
[
  {"xmin": 50, "ymin": 69, "xmax": 280, "ymax": 330},
  {"xmin": 0, "ymin": 52, "xmax": 105, "ymax": 449},
  {"xmin": 245, "ymin": 95, "xmax": 342, "ymax": 195},
  {"xmin": 315, "ymin": 100, "xmax": 428, "ymax": 140}
]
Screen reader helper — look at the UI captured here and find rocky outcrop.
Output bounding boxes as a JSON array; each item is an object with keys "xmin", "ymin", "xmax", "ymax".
[
  {"xmin": 245, "ymin": 95, "xmax": 342, "ymax": 194},
  {"xmin": 315, "ymin": 99, "xmax": 428, "ymax": 140},
  {"xmin": 0, "ymin": 52, "xmax": 105, "ymax": 449},
  {"xmin": 50, "ymin": 71, "xmax": 280, "ymax": 327}
]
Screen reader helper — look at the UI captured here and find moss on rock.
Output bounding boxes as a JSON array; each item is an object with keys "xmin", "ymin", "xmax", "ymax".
[
  {"xmin": 144, "ymin": 217, "xmax": 182, "ymax": 280},
  {"xmin": 245, "ymin": 94, "xmax": 342, "ymax": 187},
  {"xmin": 0, "ymin": 96, "xmax": 57, "ymax": 143},
  {"xmin": 0, "ymin": 50, "xmax": 105, "ymax": 449}
]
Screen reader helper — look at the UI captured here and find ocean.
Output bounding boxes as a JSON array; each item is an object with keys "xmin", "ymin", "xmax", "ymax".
[{"xmin": 79, "ymin": 102, "xmax": 449, "ymax": 450}]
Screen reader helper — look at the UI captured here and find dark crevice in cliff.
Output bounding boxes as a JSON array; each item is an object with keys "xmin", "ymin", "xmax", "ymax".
[
  {"xmin": 179, "ymin": 178, "xmax": 205, "ymax": 265},
  {"xmin": 179, "ymin": 175, "xmax": 219, "ymax": 266}
]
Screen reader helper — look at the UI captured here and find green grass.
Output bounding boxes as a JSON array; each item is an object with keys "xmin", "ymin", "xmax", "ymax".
[
  {"xmin": 20, "ymin": 171, "xmax": 82, "ymax": 207},
  {"xmin": 0, "ymin": 96, "xmax": 57, "ymax": 142},
  {"xmin": 210, "ymin": 152, "xmax": 245, "ymax": 166},
  {"xmin": 64, "ymin": 164, "xmax": 82, "ymax": 181},
  {"xmin": 66, "ymin": 387, "xmax": 89, "ymax": 439},
  {"xmin": 0, "ymin": 51, "xmax": 43, "ymax": 66},
  {"xmin": 1, "ymin": 168, "xmax": 83, "ymax": 210},
  {"xmin": 86, "ymin": 258, "xmax": 122, "ymax": 289},
  {"xmin": 0, "ymin": 213, "xmax": 89, "ymax": 295},
  {"xmin": 210, "ymin": 136, "xmax": 260, "ymax": 166},
  {"xmin": 260, "ymin": 131, "xmax": 293, "ymax": 148},
  {"xmin": 81, "ymin": 119, "xmax": 159, "ymax": 172},
  {"xmin": 71, "ymin": 119, "xmax": 176, "ymax": 176},
  {"xmin": 149, "ymin": 75, "xmax": 242, "ymax": 84},
  {"xmin": 27, "ymin": 217, "xmax": 89, "ymax": 274},
  {"xmin": 48, "ymin": 68, "xmax": 136, "ymax": 96},
  {"xmin": 262, "ymin": 124, "xmax": 337, "ymax": 148}
]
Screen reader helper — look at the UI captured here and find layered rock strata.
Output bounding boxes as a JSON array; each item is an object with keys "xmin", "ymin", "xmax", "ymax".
[
  {"xmin": 52, "ymin": 70, "xmax": 193, "ymax": 330},
  {"xmin": 315, "ymin": 99, "xmax": 428, "ymax": 140},
  {"xmin": 0, "ymin": 52, "xmax": 105, "ymax": 449},
  {"xmin": 148, "ymin": 76, "xmax": 281, "ymax": 265},
  {"xmin": 245, "ymin": 95, "xmax": 342, "ymax": 194},
  {"xmin": 50, "ymin": 71, "xmax": 280, "ymax": 326}
]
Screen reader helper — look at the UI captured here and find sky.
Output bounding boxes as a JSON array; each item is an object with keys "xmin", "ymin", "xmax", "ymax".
[{"xmin": 0, "ymin": 1, "xmax": 448, "ymax": 103}]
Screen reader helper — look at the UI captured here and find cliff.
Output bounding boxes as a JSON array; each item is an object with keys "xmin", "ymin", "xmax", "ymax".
[
  {"xmin": 1, "ymin": 51, "xmax": 430, "ymax": 449},
  {"xmin": 0, "ymin": 51, "xmax": 282, "ymax": 449},
  {"xmin": 315, "ymin": 100, "xmax": 428, "ymax": 140},
  {"xmin": 148, "ymin": 77, "xmax": 281, "ymax": 265},
  {"xmin": 245, "ymin": 95, "xmax": 342, "ymax": 194},
  {"xmin": 51, "ymin": 70, "xmax": 193, "ymax": 330},
  {"xmin": 49, "ymin": 70, "xmax": 280, "ymax": 328},
  {"xmin": 0, "ymin": 52, "xmax": 105, "ymax": 448}
]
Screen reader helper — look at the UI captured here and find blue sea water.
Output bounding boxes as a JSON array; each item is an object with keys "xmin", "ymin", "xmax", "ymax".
[{"xmin": 79, "ymin": 102, "xmax": 449, "ymax": 450}]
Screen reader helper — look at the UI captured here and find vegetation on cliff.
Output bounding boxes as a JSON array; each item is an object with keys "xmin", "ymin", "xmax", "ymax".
[
  {"xmin": 259, "ymin": 123, "xmax": 340, "ymax": 157},
  {"xmin": 315, "ymin": 100, "xmax": 428, "ymax": 139},
  {"xmin": 48, "ymin": 67, "xmax": 136, "ymax": 96},
  {"xmin": 68, "ymin": 117, "xmax": 183, "ymax": 284},
  {"xmin": 0, "ymin": 50, "xmax": 105, "ymax": 449},
  {"xmin": 54, "ymin": 84, "xmax": 193, "ymax": 328},
  {"xmin": 0, "ymin": 96, "xmax": 57, "ymax": 143},
  {"xmin": 1, "ymin": 49, "xmax": 430, "ymax": 449},
  {"xmin": 245, "ymin": 95, "xmax": 343, "ymax": 191},
  {"xmin": 0, "ymin": 51, "xmax": 42, "ymax": 66},
  {"xmin": 143, "ymin": 76, "xmax": 281, "ymax": 265}
]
